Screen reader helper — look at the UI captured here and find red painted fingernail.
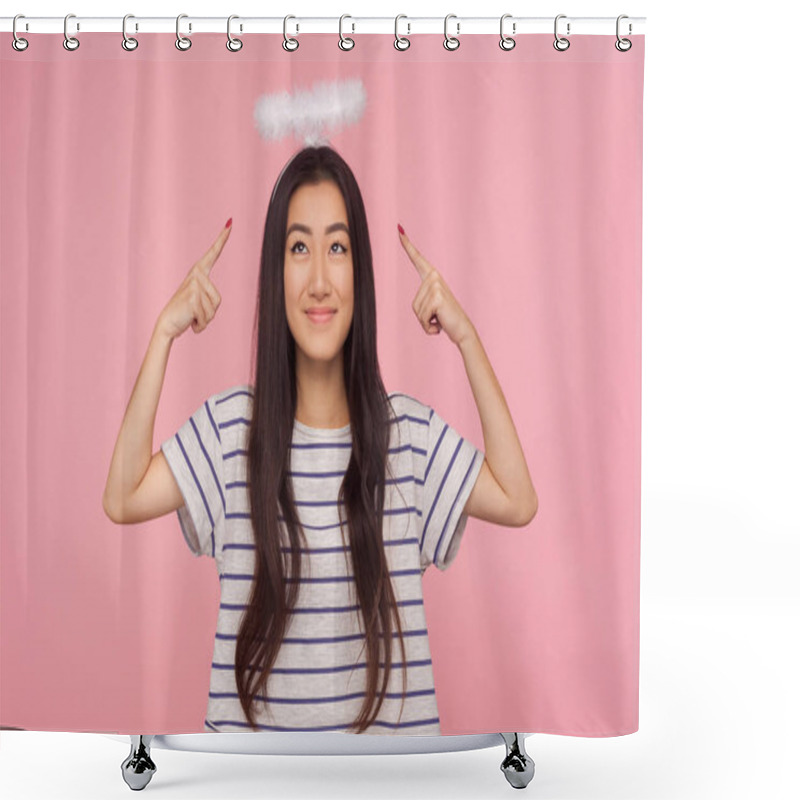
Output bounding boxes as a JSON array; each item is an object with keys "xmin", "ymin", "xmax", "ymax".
[
  {"xmin": 397, "ymin": 223, "xmax": 405, "ymax": 235},
  {"xmin": 226, "ymin": 218, "xmax": 232, "ymax": 228}
]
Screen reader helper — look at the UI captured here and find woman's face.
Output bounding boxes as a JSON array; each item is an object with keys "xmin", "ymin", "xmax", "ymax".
[{"xmin": 284, "ymin": 180, "xmax": 354, "ymax": 367}]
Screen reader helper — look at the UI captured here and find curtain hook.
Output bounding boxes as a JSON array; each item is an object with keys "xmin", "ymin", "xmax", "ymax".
[
  {"xmin": 122, "ymin": 14, "xmax": 139, "ymax": 51},
  {"xmin": 394, "ymin": 14, "xmax": 410, "ymax": 51},
  {"xmin": 553, "ymin": 14, "xmax": 570, "ymax": 51},
  {"xmin": 615, "ymin": 14, "xmax": 633, "ymax": 52},
  {"xmin": 499, "ymin": 14, "xmax": 516, "ymax": 51},
  {"xmin": 227, "ymin": 15, "xmax": 243, "ymax": 52},
  {"xmin": 176, "ymin": 14, "xmax": 192, "ymax": 51},
  {"xmin": 63, "ymin": 13, "xmax": 80, "ymax": 51},
  {"xmin": 443, "ymin": 13, "xmax": 460, "ymax": 51},
  {"xmin": 283, "ymin": 15, "xmax": 299, "ymax": 51},
  {"xmin": 339, "ymin": 15, "xmax": 355, "ymax": 50},
  {"xmin": 12, "ymin": 14, "xmax": 29, "ymax": 52}
]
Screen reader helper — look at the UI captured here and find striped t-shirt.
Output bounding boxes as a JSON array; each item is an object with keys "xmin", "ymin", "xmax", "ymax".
[{"xmin": 160, "ymin": 383, "xmax": 484, "ymax": 735}]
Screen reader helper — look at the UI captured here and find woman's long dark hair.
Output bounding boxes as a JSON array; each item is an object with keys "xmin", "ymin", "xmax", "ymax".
[{"xmin": 235, "ymin": 145, "xmax": 409, "ymax": 732}]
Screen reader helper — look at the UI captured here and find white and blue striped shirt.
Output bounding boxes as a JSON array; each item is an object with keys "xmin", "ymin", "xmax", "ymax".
[{"xmin": 161, "ymin": 383, "xmax": 484, "ymax": 735}]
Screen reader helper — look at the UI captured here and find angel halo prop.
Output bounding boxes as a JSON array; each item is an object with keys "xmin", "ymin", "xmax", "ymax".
[{"xmin": 253, "ymin": 78, "xmax": 367, "ymax": 203}]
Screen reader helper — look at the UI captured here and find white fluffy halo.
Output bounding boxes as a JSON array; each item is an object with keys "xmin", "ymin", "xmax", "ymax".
[{"xmin": 253, "ymin": 77, "xmax": 367, "ymax": 147}]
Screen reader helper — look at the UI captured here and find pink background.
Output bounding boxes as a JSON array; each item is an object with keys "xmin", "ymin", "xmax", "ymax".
[{"xmin": 0, "ymin": 33, "xmax": 643, "ymax": 736}]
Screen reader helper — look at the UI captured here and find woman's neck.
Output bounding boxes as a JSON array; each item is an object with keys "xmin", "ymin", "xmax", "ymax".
[{"xmin": 294, "ymin": 361, "xmax": 349, "ymax": 429}]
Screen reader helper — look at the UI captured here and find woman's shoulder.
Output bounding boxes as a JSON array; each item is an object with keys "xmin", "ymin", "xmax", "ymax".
[
  {"xmin": 387, "ymin": 391, "xmax": 432, "ymax": 423},
  {"xmin": 389, "ymin": 389, "xmax": 433, "ymax": 406},
  {"xmin": 208, "ymin": 383, "xmax": 255, "ymax": 420}
]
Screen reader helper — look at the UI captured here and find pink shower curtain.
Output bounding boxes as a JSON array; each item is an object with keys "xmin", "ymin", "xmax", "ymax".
[{"xmin": 1, "ymin": 31, "xmax": 644, "ymax": 736}]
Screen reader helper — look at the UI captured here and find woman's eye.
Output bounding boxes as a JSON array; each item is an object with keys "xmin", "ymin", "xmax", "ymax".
[{"xmin": 290, "ymin": 241, "xmax": 348, "ymax": 254}]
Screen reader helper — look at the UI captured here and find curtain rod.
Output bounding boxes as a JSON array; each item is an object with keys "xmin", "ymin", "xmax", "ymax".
[{"xmin": 2, "ymin": 15, "xmax": 646, "ymax": 36}]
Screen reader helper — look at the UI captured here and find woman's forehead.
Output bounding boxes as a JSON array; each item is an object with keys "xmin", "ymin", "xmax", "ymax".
[{"xmin": 287, "ymin": 182, "xmax": 348, "ymax": 231}]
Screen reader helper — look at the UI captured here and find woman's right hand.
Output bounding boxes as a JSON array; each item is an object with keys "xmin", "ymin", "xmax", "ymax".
[{"xmin": 157, "ymin": 219, "xmax": 232, "ymax": 341}]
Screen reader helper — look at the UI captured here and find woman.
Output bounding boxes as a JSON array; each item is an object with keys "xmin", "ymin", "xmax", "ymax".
[{"xmin": 102, "ymin": 146, "xmax": 537, "ymax": 735}]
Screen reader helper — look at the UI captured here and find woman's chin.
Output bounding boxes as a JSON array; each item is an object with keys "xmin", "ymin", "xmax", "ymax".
[{"xmin": 297, "ymin": 342, "xmax": 344, "ymax": 364}]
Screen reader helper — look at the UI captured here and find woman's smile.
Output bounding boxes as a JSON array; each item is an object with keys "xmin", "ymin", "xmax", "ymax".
[{"xmin": 306, "ymin": 309, "xmax": 336, "ymax": 324}]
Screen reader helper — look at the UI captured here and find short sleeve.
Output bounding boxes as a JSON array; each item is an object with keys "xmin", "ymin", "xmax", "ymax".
[
  {"xmin": 419, "ymin": 405, "xmax": 485, "ymax": 572},
  {"xmin": 160, "ymin": 394, "xmax": 226, "ymax": 558}
]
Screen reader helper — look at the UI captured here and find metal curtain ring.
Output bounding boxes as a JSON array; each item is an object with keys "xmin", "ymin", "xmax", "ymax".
[
  {"xmin": 122, "ymin": 14, "xmax": 138, "ymax": 51},
  {"xmin": 553, "ymin": 14, "xmax": 570, "ymax": 51},
  {"xmin": 394, "ymin": 14, "xmax": 410, "ymax": 51},
  {"xmin": 443, "ymin": 14, "xmax": 460, "ymax": 51},
  {"xmin": 176, "ymin": 14, "xmax": 191, "ymax": 51},
  {"xmin": 339, "ymin": 15, "xmax": 354, "ymax": 50},
  {"xmin": 12, "ymin": 14, "xmax": 29, "ymax": 52},
  {"xmin": 615, "ymin": 14, "xmax": 632, "ymax": 52},
  {"xmin": 227, "ymin": 15, "xmax": 243, "ymax": 52},
  {"xmin": 499, "ymin": 14, "xmax": 516, "ymax": 51},
  {"xmin": 283, "ymin": 15, "xmax": 299, "ymax": 51},
  {"xmin": 63, "ymin": 13, "xmax": 80, "ymax": 51}
]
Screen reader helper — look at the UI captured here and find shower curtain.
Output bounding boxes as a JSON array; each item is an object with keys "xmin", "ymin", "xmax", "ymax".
[{"xmin": 0, "ymin": 27, "xmax": 644, "ymax": 737}]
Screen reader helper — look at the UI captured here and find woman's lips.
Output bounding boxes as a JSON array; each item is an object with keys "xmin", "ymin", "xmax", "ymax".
[{"xmin": 306, "ymin": 310, "xmax": 336, "ymax": 324}]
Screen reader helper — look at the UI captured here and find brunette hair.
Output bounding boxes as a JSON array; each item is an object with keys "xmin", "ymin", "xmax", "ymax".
[{"xmin": 236, "ymin": 145, "xmax": 409, "ymax": 732}]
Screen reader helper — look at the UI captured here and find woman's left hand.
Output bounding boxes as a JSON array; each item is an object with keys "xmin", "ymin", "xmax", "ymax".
[{"xmin": 398, "ymin": 225, "xmax": 474, "ymax": 347}]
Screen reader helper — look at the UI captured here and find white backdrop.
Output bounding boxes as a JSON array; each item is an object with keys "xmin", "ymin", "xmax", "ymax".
[{"xmin": 1, "ymin": 1, "xmax": 797, "ymax": 799}]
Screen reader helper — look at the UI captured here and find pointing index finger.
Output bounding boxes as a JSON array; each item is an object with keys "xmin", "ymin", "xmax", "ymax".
[
  {"xmin": 398, "ymin": 228, "xmax": 432, "ymax": 281},
  {"xmin": 199, "ymin": 220, "xmax": 233, "ymax": 276}
]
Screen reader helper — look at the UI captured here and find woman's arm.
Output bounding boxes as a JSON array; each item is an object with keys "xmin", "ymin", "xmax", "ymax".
[
  {"xmin": 458, "ymin": 323, "xmax": 538, "ymax": 526},
  {"xmin": 397, "ymin": 224, "xmax": 537, "ymax": 527},
  {"xmin": 102, "ymin": 320, "xmax": 176, "ymax": 523},
  {"xmin": 102, "ymin": 220, "xmax": 231, "ymax": 523}
]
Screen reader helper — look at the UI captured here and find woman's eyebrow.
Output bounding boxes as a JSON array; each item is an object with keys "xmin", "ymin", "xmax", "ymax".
[{"xmin": 286, "ymin": 222, "xmax": 350, "ymax": 238}]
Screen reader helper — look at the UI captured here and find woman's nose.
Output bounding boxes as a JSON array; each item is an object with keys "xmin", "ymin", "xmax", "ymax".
[{"xmin": 309, "ymin": 254, "xmax": 329, "ymax": 284}]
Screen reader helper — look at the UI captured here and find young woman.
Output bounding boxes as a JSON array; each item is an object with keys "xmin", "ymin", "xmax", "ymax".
[{"xmin": 102, "ymin": 146, "xmax": 537, "ymax": 735}]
